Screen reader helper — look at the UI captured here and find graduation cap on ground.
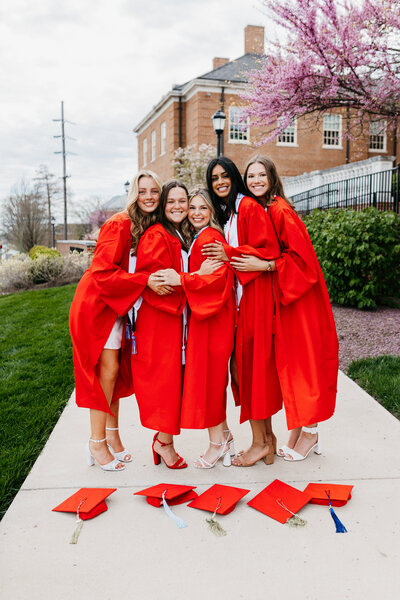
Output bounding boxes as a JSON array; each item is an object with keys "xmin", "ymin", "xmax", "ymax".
[
  {"xmin": 188, "ymin": 484, "xmax": 250, "ymax": 537},
  {"xmin": 247, "ymin": 479, "xmax": 312, "ymax": 526},
  {"xmin": 134, "ymin": 483, "xmax": 198, "ymax": 507},
  {"xmin": 304, "ymin": 483, "xmax": 353, "ymax": 507},
  {"xmin": 52, "ymin": 488, "xmax": 117, "ymax": 543},
  {"xmin": 134, "ymin": 484, "xmax": 198, "ymax": 529}
]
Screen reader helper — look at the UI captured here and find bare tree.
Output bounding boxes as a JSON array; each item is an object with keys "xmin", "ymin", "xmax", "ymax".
[
  {"xmin": 1, "ymin": 180, "xmax": 47, "ymax": 252},
  {"xmin": 33, "ymin": 165, "xmax": 60, "ymax": 247}
]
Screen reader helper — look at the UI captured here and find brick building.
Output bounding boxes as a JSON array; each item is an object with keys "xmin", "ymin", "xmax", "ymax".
[{"xmin": 134, "ymin": 25, "xmax": 398, "ymax": 181}]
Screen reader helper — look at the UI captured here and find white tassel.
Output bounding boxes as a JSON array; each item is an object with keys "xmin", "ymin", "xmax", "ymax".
[
  {"xmin": 276, "ymin": 498, "xmax": 307, "ymax": 528},
  {"xmin": 206, "ymin": 498, "xmax": 227, "ymax": 537},
  {"xmin": 162, "ymin": 491, "xmax": 187, "ymax": 529},
  {"xmin": 69, "ymin": 498, "xmax": 86, "ymax": 544}
]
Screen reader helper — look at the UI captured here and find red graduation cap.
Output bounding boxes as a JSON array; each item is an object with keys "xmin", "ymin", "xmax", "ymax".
[
  {"xmin": 52, "ymin": 488, "xmax": 116, "ymax": 520},
  {"xmin": 134, "ymin": 483, "xmax": 198, "ymax": 507},
  {"xmin": 304, "ymin": 483, "xmax": 353, "ymax": 507},
  {"xmin": 247, "ymin": 479, "xmax": 312, "ymax": 524},
  {"xmin": 187, "ymin": 484, "xmax": 250, "ymax": 515}
]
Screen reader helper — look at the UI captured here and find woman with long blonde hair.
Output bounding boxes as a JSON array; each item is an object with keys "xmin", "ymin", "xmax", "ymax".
[{"xmin": 69, "ymin": 169, "xmax": 167, "ymax": 471}]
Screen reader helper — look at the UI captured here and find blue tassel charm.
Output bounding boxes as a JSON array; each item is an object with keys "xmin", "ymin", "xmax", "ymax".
[
  {"xmin": 131, "ymin": 331, "xmax": 137, "ymax": 355},
  {"xmin": 326, "ymin": 491, "xmax": 347, "ymax": 533},
  {"xmin": 125, "ymin": 321, "xmax": 130, "ymax": 339}
]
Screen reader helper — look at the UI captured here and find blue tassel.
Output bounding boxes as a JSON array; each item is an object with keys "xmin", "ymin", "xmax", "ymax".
[
  {"xmin": 125, "ymin": 321, "xmax": 130, "ymax": 339},
  {"xmin": 326, "ymin": 491, "xmax": 347, "ymax": 533},
  {"xmin": 131, "ymin": 331, "xmax": 137, "ymax": 355}
]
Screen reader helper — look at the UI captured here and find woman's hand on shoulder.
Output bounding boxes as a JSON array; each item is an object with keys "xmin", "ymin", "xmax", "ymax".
[
  {"xmin": 197, "ymin": 258, "xmax": 224, "ymax": 276},
  {"xmin": 147, "ymin": 272, "xmax": 175, "ymax": 295},
  {"xmin": 201, "ymin": 240, "xmax": 228, "ymax": 261}
]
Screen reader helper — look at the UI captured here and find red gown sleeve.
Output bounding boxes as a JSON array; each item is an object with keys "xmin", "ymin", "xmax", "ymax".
[
  {"xmin": 269, "ymin": 200, "xmax": 318, "ymax": 305},
  {"xmin": 181, "ymin": 230, "xmax": 234, "ymax": 320},
  {"xmin": 225, "ymin": 198, "xmax": 280, "ymax": 286},
  {"xmin": 136, "ymin": 228, "xmax": 186, "ymax": 315},
  {"xmin": 90, "ymin": 217, "xmax": 149, "ymax": 316}
]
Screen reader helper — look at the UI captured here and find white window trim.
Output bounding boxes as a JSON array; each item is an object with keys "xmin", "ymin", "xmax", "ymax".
[
  {"xmin": 276, "ymin": 118, "xmax": 298, "ymax": 147},
  {"xmin": 369, "ymin": 120, "xmax": 387, "ymax": 153},
  {"xmin": 322, "ymin": 114, "xmax": 343, "ymax": 149},
  {"xmin": 228, "ymin": 106, "xmax": 250, "ymax": 145},
  {"xmin": 160, "ymin": 122, "xmax": 166, "ymax": 156},
  {"xmin": 143, "ymin": 138, "xmax": 148, "ymax": 167},
  {"xmin": 151, "ymin": 130, "xmax": 156, "ymax": 162}
]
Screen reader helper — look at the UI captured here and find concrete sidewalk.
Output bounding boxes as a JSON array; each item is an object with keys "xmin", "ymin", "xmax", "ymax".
[{"xmin": 1, "ymin": 371, "xmax": 400, "ymax": 600}]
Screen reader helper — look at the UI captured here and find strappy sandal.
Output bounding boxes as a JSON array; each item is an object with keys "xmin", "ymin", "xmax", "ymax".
[
  {"xmin": 194, "ymin": 438, "xmax": 231, "ymax": 469},
  {"xmin": 152, "ymin": 432, "xmax": 187, "ymax": 469},
  {"xmin": 106, "ymin": 426, "xmax": 132, "ymax": 462},
  {"xmin": 283, "ymin": 426, "xmax": 321, "ymax": 461},
  {"xmin": 86, "ymin": 438, "xmax": 125, "ymax": 471}
]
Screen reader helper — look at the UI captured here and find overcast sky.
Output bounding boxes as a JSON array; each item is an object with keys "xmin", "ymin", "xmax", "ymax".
[{"xmin": 0, "ymin": 0, "xmax": 273, "ymax": 221}]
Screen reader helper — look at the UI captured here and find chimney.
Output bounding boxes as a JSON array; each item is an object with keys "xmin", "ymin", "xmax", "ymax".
[
  {"xmin": 244, "ymin": 25, "xmax": 265, "ymax": 54},
  {"xmin": 213, "ymin": 57, "xmax": 229, "ymax": 70}
]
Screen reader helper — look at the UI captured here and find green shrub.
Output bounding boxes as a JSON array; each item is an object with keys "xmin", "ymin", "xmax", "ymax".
[
  {"xmin": 28, "ymin": 254, "xmax": 64, "ymax": 284},
  {"xmin": 304, "ymin": 208, "xmax": 400, "ymax": 308},
  {"xmin": 29, "ymin": 245, "xmax": 61, "ymax": 260}
]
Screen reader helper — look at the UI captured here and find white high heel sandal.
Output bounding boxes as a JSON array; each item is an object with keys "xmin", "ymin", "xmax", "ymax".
[
  {"xmin": 194, "ymin": 437, "xmax": 232, "ymax": 469},
  {"xmin": 86, "ymin": 437, "xmax": 125, "ymax": 471},
  {"xmin": 223, "ymin": 429, "xmax": 235, "ymax": 457},
  {"xmin": 283, "ymin": 426, "xmax": 321, "ymax": 462},
  {"xmin": 105, "ymin": 427, "xmax": 132, "ymax": 462}
]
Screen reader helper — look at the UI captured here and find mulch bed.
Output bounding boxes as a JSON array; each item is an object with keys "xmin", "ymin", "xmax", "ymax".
[{"xmin": 331, "ymin": 305, "xmax": 400, "ymax": 372}]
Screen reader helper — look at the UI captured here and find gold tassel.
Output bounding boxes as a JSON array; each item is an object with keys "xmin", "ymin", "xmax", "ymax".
[
  {"xmin": 276, "ymin": 498, "xmax": 307, "ymax": 528},
  {"xmin": 69, "ymin": 497, "xmax": 86, "ymax": 544},
  {"xmin": 206, "ymin": 498, "xmax": 227, "ymax": 537}
]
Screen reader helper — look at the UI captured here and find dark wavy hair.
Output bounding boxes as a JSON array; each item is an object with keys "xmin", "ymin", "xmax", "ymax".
[
  {"xmin": 159, "ymin": 180, "xmax": 191, "ymax": 250},
  {"xmin": 206, "ymin": 156, "xmax": 248, "ymax": 227}
]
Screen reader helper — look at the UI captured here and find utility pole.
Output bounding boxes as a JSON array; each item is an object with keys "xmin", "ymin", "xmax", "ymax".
[{"xmin": 53, "ymin": 101, "xmax": 75, "ymax": 239}]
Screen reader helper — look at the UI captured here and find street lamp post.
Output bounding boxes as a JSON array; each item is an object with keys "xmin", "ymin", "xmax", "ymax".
[
  {"xmin": 212, "ymin": 109, "xmax": 226, "ymax": 157},
  {"xmin": 51, "ymin": 216, "xmax": 56, "ymax": 248},
  {"xmin": 124, "ymin": 180, "xmax": 130, "ymax": 195}
]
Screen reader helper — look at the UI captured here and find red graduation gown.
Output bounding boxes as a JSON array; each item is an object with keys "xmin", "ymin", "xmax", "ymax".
[
  {"xmin": 180, "ymin": 227, "xmax": 236, "ymax": 429},
  {"xmin": 131, "ymin": 224, "xmax": 187, "ymax": 435},
  {"xmin": 223, "ymin": 196, "xmax": 283, "ymax": 423},
  {"xmin": 69, "ymin": 212, "xmax": 148, "ymax": 414},
  {"xmin": 268, "ymin": 196, "xmax": 338, "ymax": 429}
]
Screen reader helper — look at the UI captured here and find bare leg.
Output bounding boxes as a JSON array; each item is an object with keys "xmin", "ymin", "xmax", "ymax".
[
  {"xmin": 89, "ymin": 349, "xmax": 124, "ymax": 468},
  {"xmin": 153, "ymin": 432, "xmax": 183, "ymax": 467},
  {"xmin": 232, "ymin": 419, "xmax": 274, "ymax": 466}
]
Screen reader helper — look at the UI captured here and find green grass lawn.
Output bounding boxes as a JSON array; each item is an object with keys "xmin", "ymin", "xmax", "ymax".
[
  {"xmin": 347, "ymin": 355, "xmax": 400, "ymax": 419},
  {"xmin": 0, "ymin": 284, "xmax": 77, "ymax": 519}
]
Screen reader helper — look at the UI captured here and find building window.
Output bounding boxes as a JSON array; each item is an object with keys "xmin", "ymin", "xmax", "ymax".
[
  {"xmin": 369, "ymin": 120, "xmax": 387, "ymax": 152},
  {"xmin": 229, "ymin": 106, "xmax": 250, "ymax": 143},
  {"xmin": 323, "ymin": 114, "xmax": 342, "ymax": 147},
  {"xmin": 160, "ymin": 122, "xmax": 166, "ymax": 156},
  {"xmin": 277, "ymin": 118, "xmax": 297, "ymax": 146},
  {"xmin": 151, "ymin": 131, "xmax": 156, "ymax": 162},
  {"xmin": 143, "ymin": 139, "xmax": 147, "ymax": 166}
]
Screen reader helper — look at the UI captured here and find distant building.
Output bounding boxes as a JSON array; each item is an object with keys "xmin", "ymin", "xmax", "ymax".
[{"xmin": 134, "ymin": 25, "xmax": 397, "ymax": 182}]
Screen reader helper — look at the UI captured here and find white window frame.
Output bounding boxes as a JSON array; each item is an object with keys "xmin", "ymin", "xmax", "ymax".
[
  {"xmin": 151, "ymin": 130, "xmax": 156, "ymax": 162},
  {"xmin": 323, "ymin": 114, "xmax": 342, "ymax": 149},
  {"xmin": 160, "ymin": 122, "xmax": 166, "ymax": 156},
  {"xmin": 143, "ymin": 138, "xmax": 148, "ymax": 166},
  {"xmin": 228, "ymin": 106, "xmax": 250, "ymax": 144},
  {"xmin": 369, "ymin": 120, "xmax": 387, "ymax": 152},
  {"xmin": 277, "ymin": 118, "xmax": 298, "ymax": 147}
]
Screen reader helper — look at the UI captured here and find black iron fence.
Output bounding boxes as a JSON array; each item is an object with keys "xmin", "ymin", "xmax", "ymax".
[{"xmin": 291, "ymin": 165, "xmax": 400, "ymax": 215}]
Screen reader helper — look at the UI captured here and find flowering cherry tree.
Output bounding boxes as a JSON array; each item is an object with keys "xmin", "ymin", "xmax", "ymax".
[
  {"xmin": 173, "ymin": 144, "xmax": 216, "ymax": 188},
  {"xmin": 244, "ymin": 0, "xmax": 400, "ymax": 142}
]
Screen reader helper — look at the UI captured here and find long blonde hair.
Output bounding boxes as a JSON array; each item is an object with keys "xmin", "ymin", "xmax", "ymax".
[
  {"xmin": 126, "ymin": 169, "xmax": 163, "ymax": 254},
  {"xmin": 244, "ymin": 155, "xmax": 294, "ymax": 208},
  {"xmin": 188, "ymin": 188, "xmax": 223, "ymax": 237}
]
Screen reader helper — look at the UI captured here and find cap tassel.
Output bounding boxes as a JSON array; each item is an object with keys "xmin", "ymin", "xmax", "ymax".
[
  {"xmin": 69, "ymin": 498, "xmax": 86, "ymax": 544},
  {"xmin": 325, "ymin": 490, "xmax": 348, "ymax": 533},
  {"xmin": 162, "ymin": 491, "xmax": 187, "ymax": 529},
  {"xmin": 276, "ymin": 498, "xmax": 307, "ymax": 528},
  {"xmin": 206, "ymin": 498, "xmax": 227, "ymax": 537}
]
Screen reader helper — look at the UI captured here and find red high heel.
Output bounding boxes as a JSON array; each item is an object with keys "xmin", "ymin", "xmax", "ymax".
[{"xmin": 152, "ymin": 433, "xmax": 187, "ymax": 469}]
